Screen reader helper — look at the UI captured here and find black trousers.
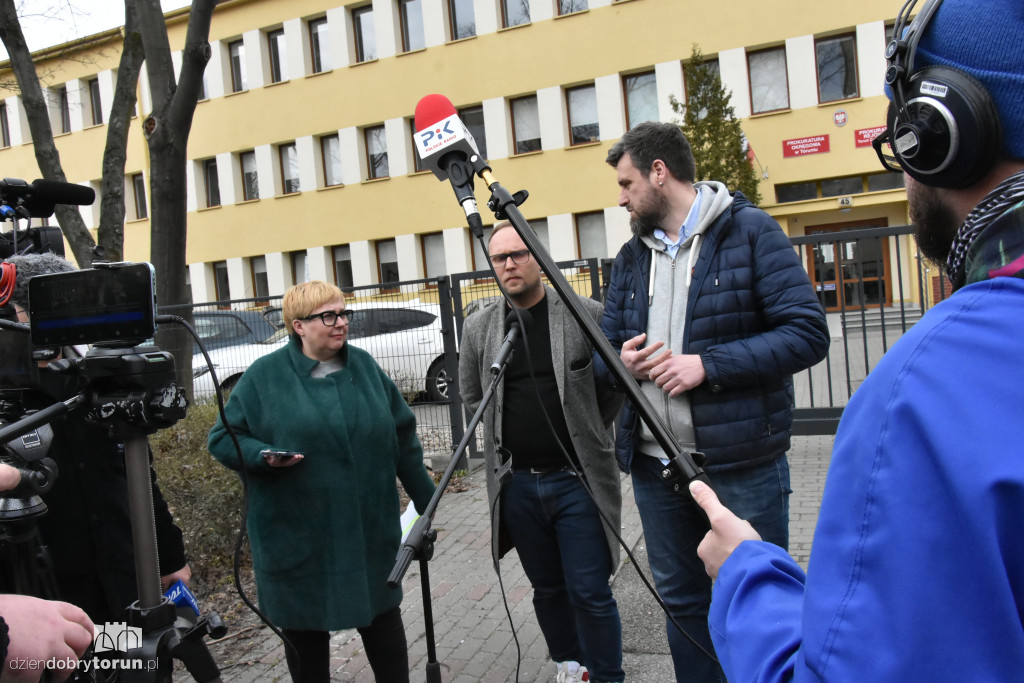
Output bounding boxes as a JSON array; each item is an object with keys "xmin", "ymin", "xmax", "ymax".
[{"xmin": 282, "ymin": 606, "xmax": 410, "ymax": 682}]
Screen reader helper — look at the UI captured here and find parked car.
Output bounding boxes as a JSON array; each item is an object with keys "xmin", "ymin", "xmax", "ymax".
[
  {"xmin": 191, "ymin": 309, "xmax": 283, "ymax": 354},
  {"xmin": 192, "ymin": 301, "xmax": 454, "ymax": 403}
]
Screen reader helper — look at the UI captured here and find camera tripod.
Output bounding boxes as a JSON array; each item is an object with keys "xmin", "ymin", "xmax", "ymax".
[{"xmin": 0, "ymin": 344, "xmax": 227, "ymax": 682}]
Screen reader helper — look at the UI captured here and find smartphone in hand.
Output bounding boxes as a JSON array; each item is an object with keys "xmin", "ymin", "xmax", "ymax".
[{"xmin": 260, "ymin": 449, "xmax": 303, "ymax": 465}]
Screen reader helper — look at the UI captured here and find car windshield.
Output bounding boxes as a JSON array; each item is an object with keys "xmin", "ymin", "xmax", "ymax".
[{"xmin": 265, "ymin": 328, "xmax": 290, "ymax": 344}]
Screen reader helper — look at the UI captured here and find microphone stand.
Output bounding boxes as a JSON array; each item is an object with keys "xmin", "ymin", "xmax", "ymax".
[
  {"xmin": 387, "ymin": 334, "xmax": 516, "ymax": 683},
  {"xmin": 473, "ymin": 165, "xmax": 710, "ymax": 490}
]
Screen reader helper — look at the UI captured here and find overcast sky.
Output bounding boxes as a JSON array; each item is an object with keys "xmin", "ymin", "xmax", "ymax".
[{"xmin": 2, "ymin": 0, "xmax": 193, "ymax": 60}]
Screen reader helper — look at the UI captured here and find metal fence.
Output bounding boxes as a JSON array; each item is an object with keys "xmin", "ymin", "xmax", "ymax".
[{"xmin": 174, "ymin": 225, "xmax": 946, "ymax": 462}]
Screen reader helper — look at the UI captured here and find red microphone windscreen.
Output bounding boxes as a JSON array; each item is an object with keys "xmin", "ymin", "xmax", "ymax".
[{"xmin": 415, "ymin": 94, "xmax": 457, "ymax": 133}]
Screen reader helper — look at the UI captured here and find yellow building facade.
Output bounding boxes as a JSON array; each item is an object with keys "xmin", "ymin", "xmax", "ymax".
[{"xmin": 0, "ymin": 0, "xmax": 915, "ymax": 310}]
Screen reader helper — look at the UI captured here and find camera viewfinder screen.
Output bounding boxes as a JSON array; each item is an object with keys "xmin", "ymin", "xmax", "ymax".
[{"xmin": 27, "ymin": 263, "xmax": 156, "ymax": 346}]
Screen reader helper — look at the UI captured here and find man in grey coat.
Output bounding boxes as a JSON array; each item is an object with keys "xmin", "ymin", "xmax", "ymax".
[{"xmin": 459, "ymin": 221, "xmax": 625, "ymax": 683}]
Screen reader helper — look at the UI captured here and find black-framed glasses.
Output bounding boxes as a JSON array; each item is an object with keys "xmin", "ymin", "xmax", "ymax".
[
  {"xmin": 489, "ymin": 249, "xmax": 531, "ymax": 268},
  {"xmin": 302, "ymin": 309, "xmax": 354, "ymax": 326},
  {"xmin": 871, "ymin": 129, "xmax": 903, "ymax": 174}
]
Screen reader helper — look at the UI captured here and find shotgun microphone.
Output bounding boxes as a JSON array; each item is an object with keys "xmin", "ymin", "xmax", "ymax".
[{"xmin": 0, "ymin": 178, "xmax": 96, "ymax": 218}]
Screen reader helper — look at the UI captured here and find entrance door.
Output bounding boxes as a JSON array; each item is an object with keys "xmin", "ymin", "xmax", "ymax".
[{"xmin": 806, "ymin": 220, "xmax": 892, "ymax": 312}]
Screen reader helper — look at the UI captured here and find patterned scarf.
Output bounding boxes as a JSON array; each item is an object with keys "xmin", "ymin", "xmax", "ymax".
[{"xmin": 946, "ymin": 169, "xmax": 1024, "ymax": 289}]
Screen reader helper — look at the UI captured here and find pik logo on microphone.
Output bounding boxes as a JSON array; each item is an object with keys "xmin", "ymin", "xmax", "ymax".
[{"xmin": 415, "ymin": 114, "xmax": 479, "ymax": 161}]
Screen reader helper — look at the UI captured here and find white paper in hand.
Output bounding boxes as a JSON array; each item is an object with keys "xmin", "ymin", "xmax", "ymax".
[{"xmin": 400, "ymin": 501, "xmax": 419, "ymax": 543}]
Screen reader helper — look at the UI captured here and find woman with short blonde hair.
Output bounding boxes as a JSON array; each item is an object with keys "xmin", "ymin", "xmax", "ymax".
[{"xmin": 210, "ymin": 280, "xmax": 435, "ymax": 682}]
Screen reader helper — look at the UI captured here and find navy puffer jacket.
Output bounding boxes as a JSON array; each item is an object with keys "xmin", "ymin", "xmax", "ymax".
[{"xmin": 595, "ymin": 192, "xmax": 829, "ymax": 473}]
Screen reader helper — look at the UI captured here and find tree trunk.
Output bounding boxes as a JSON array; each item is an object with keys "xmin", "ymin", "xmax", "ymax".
[{"xmin": 134, "ymin": 0, "xmax": 216, "ymax": 395}]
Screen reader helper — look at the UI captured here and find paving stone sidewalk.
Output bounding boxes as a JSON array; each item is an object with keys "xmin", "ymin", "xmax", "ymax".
[{"xmin": 208, "ymin": 434, "xmax": 834, "ymax": 682}]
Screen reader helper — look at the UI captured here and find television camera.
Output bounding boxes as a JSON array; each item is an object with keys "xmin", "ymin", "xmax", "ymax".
[{"xmin": 0, "ymin": 259, "xmax": 225, "ymax": 682}]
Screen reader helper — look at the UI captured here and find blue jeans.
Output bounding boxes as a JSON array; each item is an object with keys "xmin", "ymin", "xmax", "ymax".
[
  {"xmin": 501, "ymin": 469, "xmax": 624, "ymax": 683},
  {"xmin": 631, "ymin": 454, "xmax": 791, "ymax": 683}
]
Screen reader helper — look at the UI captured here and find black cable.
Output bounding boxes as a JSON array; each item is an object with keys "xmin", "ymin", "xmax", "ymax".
[{"xmin": 489, "ymin": 491, "xmax": 522, "ymax": 683}]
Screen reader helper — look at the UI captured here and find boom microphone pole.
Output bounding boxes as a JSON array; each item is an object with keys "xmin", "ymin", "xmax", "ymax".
[{"xmin": 413, "ymin": 94, "xmax": 710, "ymax": 489}]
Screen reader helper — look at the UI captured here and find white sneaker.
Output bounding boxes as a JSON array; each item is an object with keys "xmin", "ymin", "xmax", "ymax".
[{"xmin": 554, "ymin": 660, "xmax": 589, "ymax": 683}]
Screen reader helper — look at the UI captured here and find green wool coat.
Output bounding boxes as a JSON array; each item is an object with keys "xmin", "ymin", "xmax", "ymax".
[{"xmin": 208, "ymin": 338, "xmax": 436, "ymax": 630}]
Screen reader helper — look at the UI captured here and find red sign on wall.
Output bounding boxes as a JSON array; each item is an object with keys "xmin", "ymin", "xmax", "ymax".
[
  {"xmin": 855, "ymin": 125, "xmax": 888, "ymax": 148},
  {"xmin": 783, "ymin": 135, "xmax": 830, "ymax": 158}
]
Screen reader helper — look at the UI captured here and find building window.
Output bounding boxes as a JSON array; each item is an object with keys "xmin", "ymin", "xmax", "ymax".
[
  {"xmin": 267, "ymin": 29, "xmax": 287, "ymax": 84},
  {"xmin": 449, "ymin": 0, "xmax": 475, "ymax": 40},
  {"xmin": 748, "ymin": 47, "xmax": 789, "ymax": 114},
  {"xmin": 686, "ymin": 58, "xmax": 720, "ymax": 108},
  {"xmin": 816, "ymin": 34, "xmax": 858, "ymax": 103},
  {"xmin": 131, "ymin": 173, "xmax": 147, "ymax": 219},
  {"xmin": 240, "ymin": 150, "xmax": 259, "ymax": 200},
  {"xmin": 1, "ymin": 103, "xmax": 10, "ymax": 148},
  {"xmin": 377, "ymin": 239, "xmax": 399, "ymax": 287},
  {"xmin": 228, "ymin": 39, "xmax": 247, "ymax": 92},
  {"xmin": 821, "ymin": 176, "xmax": 863, "ymax": 198},
  {"xmin": 251, "ymin": 256, "xmax": 269, "ymax": 299},
  {"xmin": 333, "ymin": 245, "xmax": 353, "ymax": 288},
  {"xmin": 213, "ymin": 261, "xmax": 231, "ymax": 300},
  {"xmin": 320, "ymin": 134, "xmax": 342, "ymax": 186},
  {"xmin": 87, "ymin": 78, "xmax": 103, "ymax": 125},
  {"xmin": 290, "ymin": 250, "xmax": 308, "ymax": 285},
  {"xmin": 559, "ymin": 0, "xmax": 587, "ymax": 15},
  {"xmin": 511, "ymin": 95, "xmax": 541, "ymax": 154},
  {"xmin": 458, "ymin": 104, "xmax": 487, "ymax": 161},
  {"xmin": 531, "ymin": 219, "xmax": 550, "ymax": 252},
  {"xmin": 352, "ymin": 5, "xmax": 376, "ymax": 63},
  {"xmin": 576, "ymin": 212, "xmax": 606, "ymax": 259},
  {"xmin": 566, "ymin": 84, "xmax": 599, "ymax": 145},
  {"xmin": 776, "ymin": 181, "xmax": 817, "ymax": 203},
  {"xmin": 279, "ymin": 142, "xmax": 300, "ymax": 194},
  {"xmin": 867, "ymin": 172, "xmax": 905, "ymax": 192},
  {"xmin": 623, "ymin": 70, "xmax": 657, "ymax": 130},
  {"xmin": 409, "ymin": 119, "xmax": 428, "ymax": 173},
  {"xmin": 365, "ymin": 125, "xmax": 389, "ymax": 180},
  {"xmin": 501, "ymin": 0, "xmax": 530, "ymax": 27},
  {"xmin": 203, "ymin": 158, "xmax": 221, "ymax": 207},
  {"xmin": 422, "ymin": 232, "xmax": 446, "ymax": 279},
  {"xmin": 399, "ymin": 0, "xmax": 425, "ymax": 52},
  {"xmin": 57, "ymin": 86, "xmax": 71, "ymax": 134},
  {"xmin": 309, "ymin": 17, "xmax": 330, "ymax": 73}
]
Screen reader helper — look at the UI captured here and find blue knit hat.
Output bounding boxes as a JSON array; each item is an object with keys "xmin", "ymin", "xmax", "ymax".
[{"xmin": 913, "ymin": 0, "xmax": 1024, "ymax": 160}]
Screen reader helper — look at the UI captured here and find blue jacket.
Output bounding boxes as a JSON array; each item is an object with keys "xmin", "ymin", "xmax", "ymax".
[
  {"xmin": 708, "ymin": 199, "xmax": 1024, "ymax": 681},
  {"xmin": 710, "ymin": 276, "xmax": 1024, "ymax": 682},
  {"xmin": 595, "ymin": 191, "xmax": 829, "ymax": 472}
]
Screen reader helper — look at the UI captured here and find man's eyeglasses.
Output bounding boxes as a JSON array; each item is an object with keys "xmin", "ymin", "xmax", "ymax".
[
  {"xmin": 489, "ymin": 249, "xmax": 531, "ymax": 268},
  {"xmin": 302, "ymin": 309, "xmax": 354, "ymax": 326}
]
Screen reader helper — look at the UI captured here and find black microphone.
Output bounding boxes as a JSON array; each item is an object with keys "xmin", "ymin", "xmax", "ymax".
[
  {"xmin": 413, "ymin": 94, "xmax": 490, "ymax": 235},
  {"xmin": 490, "ymin": 308, "xmax": 533, "ymax": 375},
  {"xmin": 0, "ymin": 177, "xmax": 96, "ymax": 218}
]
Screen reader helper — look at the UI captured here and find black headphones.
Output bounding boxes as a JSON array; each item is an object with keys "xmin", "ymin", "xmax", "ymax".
[{"xmin": 883, "ymin": 0, "xmax": 1002, "ymax": 188}]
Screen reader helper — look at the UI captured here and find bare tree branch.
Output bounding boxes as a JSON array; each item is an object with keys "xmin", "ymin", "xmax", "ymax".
[{"xmin": 96, "ymin": 0, "xmax": 145, "ymax": 261}]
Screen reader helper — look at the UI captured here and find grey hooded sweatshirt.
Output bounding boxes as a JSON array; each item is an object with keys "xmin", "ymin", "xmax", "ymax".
[{"xmin": 637, "ymin": 180, "xmax": 733, "ymax": 460}]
